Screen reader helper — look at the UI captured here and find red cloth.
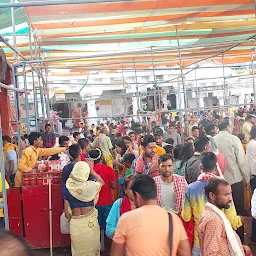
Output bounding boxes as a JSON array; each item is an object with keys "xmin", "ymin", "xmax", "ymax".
[
  {"xmin": 94, "ymin": 164, "xmax": 117, "ymax": 206},
  {"xmin": 180, "ymin": 216, "xmax": 194, "ymax": 248},
  {"xmin": 216, "ymin": 153, "xmax": 226, "ymax": 174},
  {"xmin": 118, "ymin": 125, "xmax": 124, "ymax": 133},
  {"xmin": 81, "ymin": 152, "xmax": 86, "ymax": 161},
  {"xmin": 120, "ymin": 195, "xmax": 131, "ymax": 216}
]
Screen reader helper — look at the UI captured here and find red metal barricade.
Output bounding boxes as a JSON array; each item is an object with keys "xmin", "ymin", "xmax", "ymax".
[
  {"xmin": 12, "ymin": 184, "xmax": 70, "ymax": 249},
  {"xmin": 8, "ymin": 188, "xmax": 23, "ymax": 237}
]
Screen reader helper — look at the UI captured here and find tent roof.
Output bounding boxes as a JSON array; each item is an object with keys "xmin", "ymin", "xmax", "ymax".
[{"xmin": 1, "ymin": 0, "xmax": 256, "ymax": 73}]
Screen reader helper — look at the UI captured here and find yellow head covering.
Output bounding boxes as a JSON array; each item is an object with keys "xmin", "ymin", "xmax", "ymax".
[{"xmin": 66, "ymin": 161, "xmax": 101, "ymax": 202}]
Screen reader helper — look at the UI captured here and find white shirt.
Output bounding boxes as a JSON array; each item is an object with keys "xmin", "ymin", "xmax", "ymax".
[
  {"xmin": 215, "ymin": 131, "xmax": 250, "ymax": 185},
  {"xmin": 160, "ymin": 180, "xmax": 176, "ymax": 209},
  {"xmin": 252, "ymin": 189, "xmax": 256, "ymax": 219},
  {"xmin": 246, "ymin": 139, "xmax": 256, "ymax": 176}
]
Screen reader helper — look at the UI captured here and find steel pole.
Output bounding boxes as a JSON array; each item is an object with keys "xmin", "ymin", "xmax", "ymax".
[
  {"xmin": 48, "ymin": 179, "xmax": 53, "ymax": 256},
  {"xmin": 121, "ymin": 68, "xmax": 127, "ymax": 115},
  {"xmin": 0, "ymin": 0, "xmax": 132, "ymax": 8},
  {"xmin": 12, "ymin": 65, "xmax": 22, "ymax": 157},
  {"xmin": 133, "ymin": 59, "xmax": 140, "ymax": 111},
  {"xmin": 29, "ymin": 27, "xmax": 39, "ymax": 131},
  {"xmin": 22, "ymin": 65, "xmax": 30, "ymax": 133},
  {"xmin": 11, "ymin": 0, "xmax": 16, "ymax": 60},
  {"xmin": 0, "ymin": 125, "xmax": 9, "ymax": 230},
  {"xmin": 222, "ymin": 54, "xmax": 227, "ymax": 106},
  {"xmin": 175, "ymin": 25, "xmax": 186, "ymax": 142},
  {"xmin": 251, "ymin": 49, "xmax": 256, "ymax": 105},
  {"xmin": 39, "ymin": 81, "xmax": 45, "ymax": 126},
  {"xmin": 176, "ymin": 26, "xmax": 187, "ymax": 110},
  {"xmin": 195, "ymin": 67, "xmax": 199, "ymax": 112},
  {"xmin": 44, "ymin": 71, "xmax": 51, "ymax": 120},
  {"xmin": 150, "ymin": 47, "xmax": 157, "ymax": 112},
  {"xmin": 0, "ymin": 35, "xmax": 46, "ymax": 84}
]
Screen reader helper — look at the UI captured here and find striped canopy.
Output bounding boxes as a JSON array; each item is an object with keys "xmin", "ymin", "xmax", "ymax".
[{"xmin": 1, "ymin": 0, "xmax": 256, "ymax": 74}]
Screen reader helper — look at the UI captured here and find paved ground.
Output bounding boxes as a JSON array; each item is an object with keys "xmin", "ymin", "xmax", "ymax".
[{"xmin": 34, "ymin": 217, "xmax": 256, "ymax": 256}]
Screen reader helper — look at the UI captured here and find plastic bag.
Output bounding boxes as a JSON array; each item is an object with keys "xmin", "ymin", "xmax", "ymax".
[{"xmin": 60, "ymin": 212, "xmax": 70, "ymax": 234}]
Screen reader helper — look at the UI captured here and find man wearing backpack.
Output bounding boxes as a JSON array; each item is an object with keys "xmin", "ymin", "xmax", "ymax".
[{"xmin": 185, "ymin": 136, "xmax": 210, "ymax": 184}]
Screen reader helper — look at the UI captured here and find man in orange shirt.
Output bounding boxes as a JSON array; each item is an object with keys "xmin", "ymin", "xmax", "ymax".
[{"xmin": 111, "ymin": 174, "xmax": 191, "ymax": 256}]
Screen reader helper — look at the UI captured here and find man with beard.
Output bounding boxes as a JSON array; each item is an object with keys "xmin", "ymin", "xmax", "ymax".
[
  {"xmin": 181, "ymin": 152, "xmax": 242, "ymax": 256},
  {"xmin": 153, "ymin": 154, "xmax": 187, "ymax": 214},
  {"xmin": 138, "ymin": 129, "xmax": 166, "ymax": 157},
  {"xmin": 215, "ymin": 120, "xmax": 250, "ymax": 243},
  {"xmin": 198, "ymin": 178, "xmax": 251, "ymax": 256},
  {"xmin": 111, "ymin": 175, "xmax": 191, "ymax": 256},
  {"xmin": 134, "ymin": 135, "xmax": 159, "ymax": 177}
]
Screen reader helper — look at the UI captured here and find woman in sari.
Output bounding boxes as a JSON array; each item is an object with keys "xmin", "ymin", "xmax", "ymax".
[
  {"xmin": 64, "ymin": 161, "xmax": 104, "ymax": 256},
  {"xmin": 106, "ymin": 174, "xmax": 136, "ymax": 239}
]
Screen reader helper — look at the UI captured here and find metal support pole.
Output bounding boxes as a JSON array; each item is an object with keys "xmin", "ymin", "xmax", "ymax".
[
  {"xmin": 195, "ymin": 67, "xmax": 199, "ymax": 112},
  {"xmin": 133, "ymin": 59, "xmax": 140, "ymax": 111},
  {"xmin": 121, "ymin": 68, "xmax": 127, "ymax": 115},
  {"xmin": 48, "ymin": 179, "xmax": 53, "ymax": 256},
  {"xmin": 44, "ymin": 71, "xmax": 51, "ymax": 120},
  {"xmin": 0, "ymin": 0, "xmax": 132, "ymax": 8},
  {"xmin": 29, "ymin": 27, "xmax": 39, "ymax": 131},
  {"xmin": 11, "ymin": 0, "xmax": 16, "ymax": 60},
  {"xmin": 0, "ymin": 125, "xmax": 9, "ymax": 230},
  {"xmin": 222, "ymin": 54, "xmax": 227, "ymax": 106},
  {"xmin": 175, "ymin": 26, "xmax": 186, "ymax": 142},
  {"xmin": 39, "ymin": 81, "xmax": 45, "ymax": 126},
  {"xmin": 12, "ymin": 65, "xmax": 22, "ymax": 157},
  {"xmin": 251, "ymin": 49, "xmax": 256, "ymax": 105},
  {"xmin": 151, "ymin": 47, "xmax": 157, "ymax": 112},
  {"xmin": 175, "ymin": 25, "xmax": 187, "ymax": 110},
  {"xmin": 23, "ymin": 69, "xmax": 30, "ymax": 133}
]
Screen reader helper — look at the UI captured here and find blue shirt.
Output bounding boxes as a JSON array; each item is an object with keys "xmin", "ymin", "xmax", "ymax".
[{"xmin": 6, "ymin": 150, "xmax": 17, "ymax": 175}]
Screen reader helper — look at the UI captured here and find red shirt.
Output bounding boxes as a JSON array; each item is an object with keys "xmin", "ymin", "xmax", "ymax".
[
  {"xmin": 118, "ymin": 125, "xmax": 124, "ymax": 133},
  {"xmin": 94, "ymin": 164, "xmax": 117, "ymax": 206},
  {"xmin": 81, "ymin": 152, "xmax": 86, "ymax": 161}
]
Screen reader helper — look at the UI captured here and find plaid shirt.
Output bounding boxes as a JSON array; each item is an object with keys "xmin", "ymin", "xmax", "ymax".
[
  {"xmin": 198, "ymin": 206, "xmax": 246, "ymax": 256},
  {"xmin": 153, "ymin": 175, "xmax": 187, "ymax": 213}
]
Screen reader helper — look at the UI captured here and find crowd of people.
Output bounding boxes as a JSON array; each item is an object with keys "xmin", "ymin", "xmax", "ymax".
[{"xmin": 2, "ymin": 107, "xmax": 256, "ymax": 255}]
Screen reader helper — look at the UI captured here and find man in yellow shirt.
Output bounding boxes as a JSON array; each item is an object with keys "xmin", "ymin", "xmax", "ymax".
[
  {"xmin": 242, "ymin": 115, "xmax": 255, "ymax": 141},
  {"xmin": 15, "ymin": 132, "xmax": 67, "ymax": 187}
]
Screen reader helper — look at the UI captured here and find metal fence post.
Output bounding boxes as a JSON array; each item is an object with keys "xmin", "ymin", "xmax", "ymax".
[
  {"xmin": 151, "ymin": 47, "xmax": 157, "ymax": 112},
  {"xmin": 251, "ymin": 48, "xmax": 256, "ymax": 105},
  {"xmin": 22, "ymin": 63, "xmax": 30, "ymax": 133},
  {"xmin": 12, "ymin": 64, "xmax": 22, "ymax": 157}
]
